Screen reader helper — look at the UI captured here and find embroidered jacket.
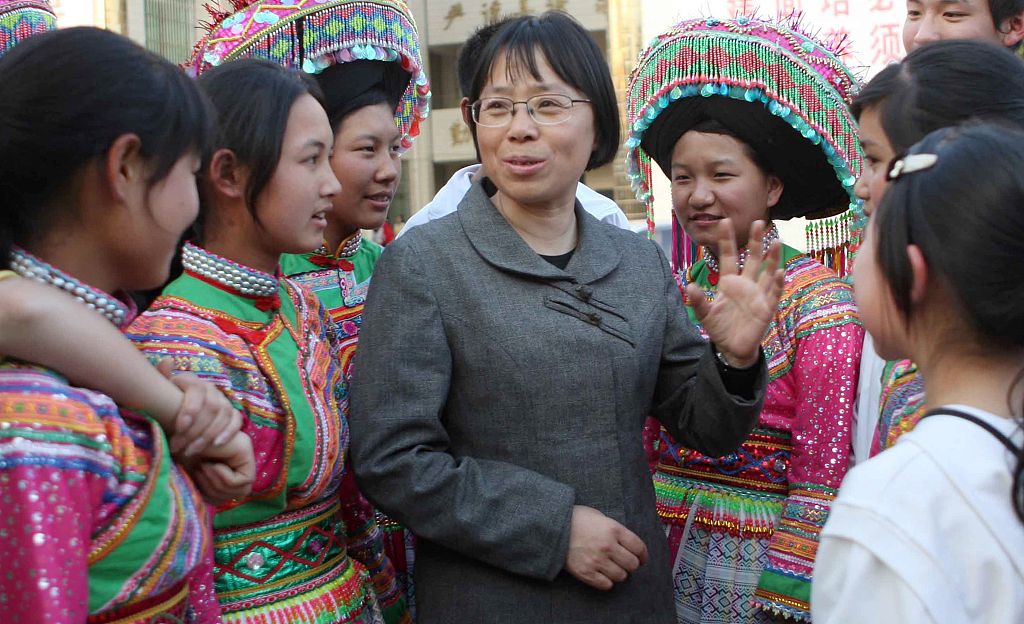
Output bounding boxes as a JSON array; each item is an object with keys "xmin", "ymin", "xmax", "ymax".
[
  {"xmin": 281, "ymin": 235, "xmax": 417, "ymax": 617},
  {"xmin": 126, "ymin": 243, "xmax": 409, "ymax": 624},
  {"xmin": 0, "ymin": 264, "xmax": 218, "ymax": 624},
  {"xmin": 645, "ymin": 246, "xmax": 862, "ymax": 621}
]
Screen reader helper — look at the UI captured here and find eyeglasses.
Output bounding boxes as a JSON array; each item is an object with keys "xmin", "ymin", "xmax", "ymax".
[{"xmin": 471, "ymin": 94, "xmax": 593, "ymax": 127}]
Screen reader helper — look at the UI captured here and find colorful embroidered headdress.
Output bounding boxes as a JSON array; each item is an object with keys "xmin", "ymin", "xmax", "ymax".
[
  {"xmin": 0, "ymin": 0, "xmax": 56, "ymax": 57},
  {"xmin": 625, "ymin": 14, "xmax": 863, "ymax": 273},
  {"xmin": 186, "ymin": 0, "xmax": 430, "ymax": 149}
]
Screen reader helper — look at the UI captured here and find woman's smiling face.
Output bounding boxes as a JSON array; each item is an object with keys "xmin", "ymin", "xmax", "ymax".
[{"xmin": 474, "ymin": 46, "xmax": 597, "ymax": 211}]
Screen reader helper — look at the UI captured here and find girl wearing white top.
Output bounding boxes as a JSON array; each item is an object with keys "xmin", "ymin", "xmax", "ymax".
[{"xmin": 811, "ymin": 123, "xmax": 1024, "ymax": 624}]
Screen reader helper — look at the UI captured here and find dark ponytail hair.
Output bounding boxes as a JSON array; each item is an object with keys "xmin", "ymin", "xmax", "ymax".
[
  {"xmin": 874, "ymin": 123, "xmax": 1024, "ymax": 521},
  {"xmin": 193, "ymin": 58, "xmax": 324, "ymax": 241},
  {"xmin": 0, "ymin": 27, "xmax": 214, "ymax": 262},
  {"xmin": 851, "ymin": 39, "xmax": 1024, "ymax": 155}
]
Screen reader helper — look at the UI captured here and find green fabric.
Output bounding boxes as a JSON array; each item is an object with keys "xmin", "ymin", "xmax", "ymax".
[
  {"xmin": 755, "ymin": 567, "xmax": 811, "ymax": 612},
  {"xmin": 280, "ymin": 237, "xmax": 385, "ymax": 288},
  {"xmin": 212, "ymin": 503, "xmax": 350, "ymax": 605},
  {"xmin": 161, "ymin": 273, "xmax": 317, "ymax": 529},
  {"xmin": 88, "ymin": 417, "xmax": 174, "ymax": 611}
]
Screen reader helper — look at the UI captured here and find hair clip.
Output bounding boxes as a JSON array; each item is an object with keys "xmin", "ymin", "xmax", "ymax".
[{"xmin": 888, "ymin": 153, "xmax": 938, "ymax": 180}]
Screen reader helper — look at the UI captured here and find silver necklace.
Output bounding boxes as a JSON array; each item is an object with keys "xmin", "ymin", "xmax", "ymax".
[
  {"xmin": 337, "ymin": 232, "xmax": 362, "ymax": 258},
  {"xmin": 9, "ymin": 247, "xmax": 128, "ymax": 326},
  {"xmin": 180, "ymin": 243, "xmax": 278, "ymax": 298},
  {"xmin": 703, "ymin": 223, "xmax": 780, "ymax": 274}
]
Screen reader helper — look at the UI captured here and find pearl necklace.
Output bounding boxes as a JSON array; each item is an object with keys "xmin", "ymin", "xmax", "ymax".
[
  {"xmin": 703, "ymin": 223, "xmax": 780, "ymax": 274},
  {"xmin": 9, "ymin": 247, "xmax": 128, "ymax": 326},
  {"xmin": 181, "ymin": 243, "xmax": 278, "ymax": 298},
  {"xmin": 337, "ymin": 232, "xmax": 362, "ymax": 259}
]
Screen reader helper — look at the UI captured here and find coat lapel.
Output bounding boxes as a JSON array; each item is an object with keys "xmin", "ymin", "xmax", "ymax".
[{"xmin": 458, "ymin": 177, "xmax": 622, "ymax": 284}]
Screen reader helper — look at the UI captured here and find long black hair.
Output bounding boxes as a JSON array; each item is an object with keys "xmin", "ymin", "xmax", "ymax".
[
  {"xmin": 0, "ymin": 27, "xmax": 214, "ymax": 261},
  {"xmin": 875, "ymin": 123, "xmax": 1024, "ymax": 521},
  {"xmin": 850, "ymin": 39, "xmax": 1024, "ymax": 155},
  {"xmin": 193, "ymin": 58, "xmax": 324, "ymax": 239}
]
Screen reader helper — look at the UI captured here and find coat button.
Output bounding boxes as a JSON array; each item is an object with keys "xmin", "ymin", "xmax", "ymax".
[
  {"xmin": 588, "ymin": 313, "xmax": 602, "ymax": 326},
  {"xmin": 577, "ymin": 286, "xmax": 593, "ymax": 301}
]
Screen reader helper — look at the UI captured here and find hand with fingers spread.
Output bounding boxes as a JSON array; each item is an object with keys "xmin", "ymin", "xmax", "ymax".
[
  {"xmin": 565, "ymin": 505, "xmax": 649, "ymax": 591},
  {"xmin": 685, "ymin": 219, "xmax": 785, "ymax": 368}
]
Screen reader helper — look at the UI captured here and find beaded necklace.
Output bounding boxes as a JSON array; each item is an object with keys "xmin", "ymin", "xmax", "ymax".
[
  {"xmin": 701, "ymin": 223, "xmax": 780, "ymax": 286},
  {"xmin": 9, "ymin": 247, "xmax": 131, "ymax": 327},
  {"xmin": 181, "ymin": 243, "xmax": 278, "ymax": 298},
  {"xmin": 181, "ymin": 243, "xmax": 309, "ymax": 349}
]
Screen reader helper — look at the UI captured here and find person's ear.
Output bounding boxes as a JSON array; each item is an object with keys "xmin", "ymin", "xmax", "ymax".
[
  {"xmin": 1000, "ymin": 11, "xmax": 1024, "ymax": 48},
  {"xmin": 104, "ymin": 133, "xmax": 145, "ymax": 204},
  {"xmin": 461, "ymin": 96, "xmax": 473, "ymax": 127},
  {"xmin": 765, "ymin": 174, "xmax": 784, "ymax": 209},
  {"xmin": 907, "ymin": 243, "xmax": 930, "ymax": 306},
  {"xmin": 207, "ymin": 148, "xmax": 248, "ymax": 200}
]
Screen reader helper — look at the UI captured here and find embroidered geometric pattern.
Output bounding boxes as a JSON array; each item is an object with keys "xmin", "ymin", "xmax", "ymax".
[
  {"xmin": 625, "ymin": 15, "xmax": 861, "ymax": 213},
  {"xmin": 127, "ymin": 243, "xmax": 408, "ymax": 623},
  {"xmin": 646, "ymin": 245, "xmax": 860, "ymax": 622},
  {"xmin": 0, "ymin": 363, "xmax": 214, "ymax": 623},
  {"xmin": 185, "ymin": 0, "xmax": 430, "ymax": 150},
  {"xmin": 871, "ymin": 359, "xmax": 926, "ymax": 456},
  {"xmin": 281, "ymin": 242, "xmax": 412, "ymax": 624},
  {"xmin": 0, "ymin": 0, "xmax": 56, "ymax": 56}
]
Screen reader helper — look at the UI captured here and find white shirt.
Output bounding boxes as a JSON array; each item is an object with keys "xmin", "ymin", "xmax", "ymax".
[
  {"xmin": 812, "ymin": 405, "xmax": 1024, "ymax": 624},
  {"xmin": 397, "ymin": 164, "xmax": 632, "ymax": 238},
  {"xmin": 851, "ymin": 333, "xmax": 887, "ymax": 464}
]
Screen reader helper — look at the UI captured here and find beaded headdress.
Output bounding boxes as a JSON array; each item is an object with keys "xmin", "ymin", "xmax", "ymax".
[
  {"xmin": 0, "ymin": 0, "xmax": 56, "ymax": 57},
  {"xmin": 625, "ymin": 14, "xmax": 863, "ymax": 273},
  {"xmin": 186, "ymin": 0, "xmax": 430, "ymax": 149}
]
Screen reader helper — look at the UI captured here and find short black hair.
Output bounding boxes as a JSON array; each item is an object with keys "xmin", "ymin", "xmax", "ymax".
[
  {"xmin": 457, "ymin": 17, "xmax": 514, "ymax": 98},
  {"xmin": 469, "ymin": 11, "xmax": 619, "ymax": 170},
  {"xmin": 196, "ymin": 58, "xmax": 324, "ymax": 237},
  {"xmin": 0, "ymin": 27, "xmax": 214, "ymax": 261},
  {"xmin": 989, "ymin": 0, "xmax": 1024, "ymax": 27},
  {"xmin": 989, "ymin": 0, "xmax": 1024, "ymax": 50},
  {"xmin": 851, "ymin": 39, "xmax": 1024, "ymax": 155}
]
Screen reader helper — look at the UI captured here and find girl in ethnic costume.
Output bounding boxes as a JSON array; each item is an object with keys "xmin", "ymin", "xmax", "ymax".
[
  {"xmin": 0, "ymin": 27, "xmax": 256, "ymax": 624},
  {"xmin": 814, "ymin": 123, "xmax": 1024, "ymax": 624},
  {"xmin": 846, "ymin": 40, "xmax": 1024, "ymax": 460},
  {"xmin": 124, "ymin": 58, "xmax": 409, "ymax": 624},
  {"xmin": 627, "ymin": 16, "xmax": 864, "ymax": 622},
  {"xmin": 185, "ymin": 1, "xmax": 430, "ymax": 613}
]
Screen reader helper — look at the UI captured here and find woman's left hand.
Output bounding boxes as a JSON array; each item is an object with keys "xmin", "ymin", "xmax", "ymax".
[{"xmin": 685, "ymin": 219, "xmax": 784, "ymax": 368}]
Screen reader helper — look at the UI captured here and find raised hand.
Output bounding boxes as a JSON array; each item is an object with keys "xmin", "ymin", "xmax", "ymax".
[
  {"xmin": 565, "ymin": 505, "xmax": 649, "ymax": 591},
  {"xmin": 685, "ymin": 219, "xmax": 784, "ymax": 368}
]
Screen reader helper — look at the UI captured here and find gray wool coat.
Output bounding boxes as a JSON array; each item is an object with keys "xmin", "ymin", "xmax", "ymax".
[{"xmin": 349, "ymin": 178, "xmax": 766, "ymax": 624}]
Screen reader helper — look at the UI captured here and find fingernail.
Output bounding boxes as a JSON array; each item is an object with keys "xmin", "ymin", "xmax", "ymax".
[
  {"xmin": 184, "ymin": 438, "xmax": 205, "ymax": 456},
  {"xmin": 214, "ymin": 432, "xmax": 230, "ymax": 446},
  {"xmin": 179, "ymin": 416, "xmax": 193, "ymax": 430}
]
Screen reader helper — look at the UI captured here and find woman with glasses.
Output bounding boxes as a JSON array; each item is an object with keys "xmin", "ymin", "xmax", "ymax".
[{"xmin": 348, "ymin": 12, "xmax": 784, "ymax": 624}]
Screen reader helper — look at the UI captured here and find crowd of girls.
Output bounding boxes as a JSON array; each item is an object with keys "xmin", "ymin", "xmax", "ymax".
[{"xmin": 0, "ymin": 3, "xmax": 1022, "ymax": 624}]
